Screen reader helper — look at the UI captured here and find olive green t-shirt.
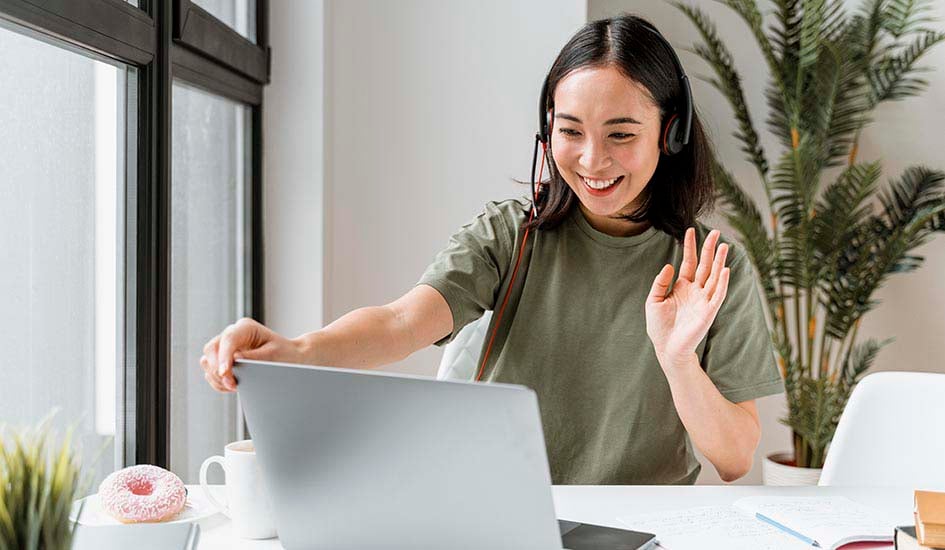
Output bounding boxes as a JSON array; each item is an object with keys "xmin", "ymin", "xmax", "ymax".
[{"xmin": 417, "ymin": 198, "xmax": 783, "ymax": 485}]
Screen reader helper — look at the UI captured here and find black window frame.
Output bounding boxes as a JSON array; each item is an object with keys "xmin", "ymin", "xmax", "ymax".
[{"xmin": 0, "ymin": 0, "xmax": 270, "ymax": 468}]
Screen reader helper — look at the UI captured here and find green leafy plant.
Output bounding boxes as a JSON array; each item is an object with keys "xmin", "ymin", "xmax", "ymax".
[
  {"xmin": 674, "ymin": 0, "xmax": 945, "ymax": 468},
  {"xmin": 0, "ymin": 416, "xmax": 89, "ymax": 550}
]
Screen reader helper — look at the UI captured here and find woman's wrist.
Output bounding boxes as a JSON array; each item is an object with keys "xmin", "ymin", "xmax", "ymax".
[
  {"xmin": 291, "ymin": 331, "xmax": 319, "ymax": 365},
  {"xmin": 655, "ymin": 349, "xmax": 699, "ymax": 375}
]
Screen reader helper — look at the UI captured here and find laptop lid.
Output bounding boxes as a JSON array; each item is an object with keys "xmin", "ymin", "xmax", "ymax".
[{"xmin": 233, "ymin": 359, "xmax": 563, "ymax": 550}]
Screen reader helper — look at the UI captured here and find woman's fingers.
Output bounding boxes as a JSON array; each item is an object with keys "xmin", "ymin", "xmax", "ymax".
[
  {"xmin": 202, "ymin": 330, "xmax": 238, "ymax": 394},
  {"xmin": 647, "ymin": 263, "xmax": 675, "ymax": 304},
  {"xmin": 695, "ymin": 230, "xmax": 720, "ymax": 287},
  {"xmin": 200, "ymin": 318, "xmax": 274, "ymax": 394},
  {"xmin": 709, "ymin": 267, "xmax": 731, "ymax": 313},
  {"xmin": 201, "ymin": 355, "xmax": 227, "ymax": 392},
  {"xmin": 216, "ymin": 318, "xmax": 263, "ymax": 388},
  {"xmin": 216, "ymin": 322, "xmax": 240, "ymax": 378},
  {"xmin": 704, "ymin": 242, "xmax": 729, "ymax": 297},
  {"xmin": 201, "ymin": 354, "xmax": 233, "ymax": 393},
  {"xmin": 202, "ymin": 335, "xmax": 221, "ymax": 380},
  {"xmin": 679, "ymin": 227, "xmax": 697, "ymax": 282},
  {"xmin": 204, "ymin": 371, "xmax": 228, "ymax": 393}
]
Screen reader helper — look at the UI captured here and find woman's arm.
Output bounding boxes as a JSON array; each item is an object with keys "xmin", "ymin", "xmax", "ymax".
[
  {"xmin": 658, "ymin": 352, "xmax": 760, "ymax": 482},
  {"xmin": 295, "ymin": 284, "xmax": 454, "ymax": 369},
  {"xmin": 204, "ymin": 284, "xmax": 453, "ymax": 393},
  {"xmin": 645, "ymin": 227, "xmax": 761, "ymax": 481}
]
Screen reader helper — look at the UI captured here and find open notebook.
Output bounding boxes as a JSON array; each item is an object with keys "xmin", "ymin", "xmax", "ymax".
[{"xmin": 618, "ymin": 496, "xmax": 895, "ymax": 550}]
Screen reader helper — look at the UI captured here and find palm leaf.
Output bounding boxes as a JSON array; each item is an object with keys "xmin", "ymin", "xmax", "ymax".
[
  {"xmin": 674, "ymin": 2, "xmax": 769, "ymax": 178},
  {"xmin": 878, "ymin": 166, "xmax": 945, "ymax": 233},
  {"xmin": 770, "ymin": 133, "xmax": 824, "ymax": 289},
  {"xmin": 801, "ymin": 39, "xmax": 871, "ymax": 168},
  {"xmin": 799, "ymin": 0, "xmax": 829, "ymax": 72},
  {"xmin": 855, "ymin": 0, "xmax": 897, "ymax": 64},
  {"xmin": 823, "ymin": 0, "xmax": 851, "ymax": 42},
  {"xmin": 821, "ymin": 216, "xmax": 883, "ymax": 338},
  {"xmin": 836, "ymin": 337, "xmax": 892, "ymax": 411},
  {"xmin": 715, "ymin": 0, "xmax": 785, "ymax": 90},
  {"xmin": 770, "ymin": 137, "xmax": 817, "ymax": 226},
  {"xmin": 771, "ymin": 0, "xmax": 802, "ymax": 86},
  {"xmin": 883, "ymin": 0, "xmax": 937, "ymax": 38},
  {"xmin": 812, "ymin": 161, "xmax": 883, "ymax": 274},
  {"xmin": 711, "ymin": 157, "xmax": 779, "ymax": 308},
  {"xmin": 868, "ymin": 30, "xmax": 945, "ymax": 104},
  {"xmin": 765, "ymin": 84, "xmax": 795, "ymax": 150},
  {"xmin": 823, "ymin": 171, "xmax": 945, "ymax": 338},
  {"xmin": 799, "ymin": 337, "xmax": 890, "ymax": 467}
]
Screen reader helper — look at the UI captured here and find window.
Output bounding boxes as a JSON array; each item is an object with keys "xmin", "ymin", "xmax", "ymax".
[
  {"xmin": 170, "ymin": 82, "xmax": 252, "ymax": 482},
  {"xmin": 0, "ymin": 0, "xmax": 269, "ymax": 484},
  {"xmin": 193, "ymin": 0, "xmax": 256, "ymax": 42},
  {"xmin": 0, "ymin": 22, "xmax": 133, "ymax": 486}
]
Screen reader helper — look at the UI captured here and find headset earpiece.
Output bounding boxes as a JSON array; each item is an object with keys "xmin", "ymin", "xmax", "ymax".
[
  {"xmin": 642, "ymin": 23, "xmax": 693, "ymax": 156},
  {"xmin": 538, "ymin": 74, "xmax": 551, "ymax": 144},
  {"xmin": 660, "ymin": 73, "xmax": 692, "ymax": 156},
  {"xmin": 661, "ymin": 113, "xmax": 682, "ymax": 155}
]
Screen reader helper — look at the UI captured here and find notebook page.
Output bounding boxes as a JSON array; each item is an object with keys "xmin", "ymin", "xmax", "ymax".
[
  {"xmin": 617, "ymin": 505, "xmax": 809, "ymax": 550},
  {"xmin": 733, "ymin": 496, "xmax": 895, "ymax": 550}
]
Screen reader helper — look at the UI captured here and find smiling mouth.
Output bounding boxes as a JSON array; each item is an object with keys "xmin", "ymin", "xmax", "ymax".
[{"xmin": 580, "ymin": 174, "xmax": 624, "ymax": 194}]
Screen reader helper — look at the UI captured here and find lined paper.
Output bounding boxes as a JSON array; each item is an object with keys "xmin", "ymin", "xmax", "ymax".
[{"xmin": 617, "ymin": 505, "xmax": 809, "ymax": 550}]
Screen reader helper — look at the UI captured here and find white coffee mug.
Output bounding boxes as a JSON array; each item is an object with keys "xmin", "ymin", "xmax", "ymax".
[{"xmin": 199, "ymin": 439, "xmax": 276, "ymax": 539}]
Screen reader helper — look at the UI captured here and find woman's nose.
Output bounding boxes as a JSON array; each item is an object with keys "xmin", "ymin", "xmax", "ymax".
[{"xmin": 578, "ymin": 139, "xmax": 612, "ymax": 174}]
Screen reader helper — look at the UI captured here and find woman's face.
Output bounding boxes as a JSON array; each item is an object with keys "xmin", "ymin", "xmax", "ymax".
[{"xmin": 549, "ymin": 65, "xmax": 663, "ymax": 234}]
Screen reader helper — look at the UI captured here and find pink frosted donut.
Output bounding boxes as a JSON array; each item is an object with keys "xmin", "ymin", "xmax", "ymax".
[{"xmin": 98, "ymin": 465, "xmax": 187, "ymax": 523}]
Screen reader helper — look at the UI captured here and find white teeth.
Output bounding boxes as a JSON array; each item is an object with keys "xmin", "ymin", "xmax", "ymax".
[{"xmin": 581, "ymin": 176, "xmax": 619, "ymax": 189}]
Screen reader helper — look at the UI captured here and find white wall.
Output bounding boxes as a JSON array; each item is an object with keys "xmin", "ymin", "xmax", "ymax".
[
  {"xmin": 323, "ymin": 0, "xmax": 587, "ymax": 374},
  {"xmin": 264, "ymin": 0, "xmax": 326, "ymax": 336},
  {"xmin": 588, "ymin": 0, "xmax": 945, "ymax": 484}
]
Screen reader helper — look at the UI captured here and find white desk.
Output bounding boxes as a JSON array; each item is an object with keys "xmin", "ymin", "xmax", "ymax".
[{"xmin": 196, "ymin": 485, "xmax": 913, "ymax": 549}]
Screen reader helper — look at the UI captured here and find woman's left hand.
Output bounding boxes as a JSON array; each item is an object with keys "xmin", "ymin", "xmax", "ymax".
[{"xmin": 645, "ymin": 227, "xmax": 730, "ymax": 368}]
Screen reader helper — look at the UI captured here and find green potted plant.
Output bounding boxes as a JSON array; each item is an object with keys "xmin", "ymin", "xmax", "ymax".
[
  {"xmin": 0, "ymin": 417, "xmax": 89, "ymax": 550},
  {"xmin": 673, "ymin": 0, "xmax": 945, "ymax": 483}
]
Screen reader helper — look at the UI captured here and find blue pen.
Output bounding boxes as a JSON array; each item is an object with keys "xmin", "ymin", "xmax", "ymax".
[{"xmin": 755, "ymin": 512, "xmax": 822, "ymax": 547}]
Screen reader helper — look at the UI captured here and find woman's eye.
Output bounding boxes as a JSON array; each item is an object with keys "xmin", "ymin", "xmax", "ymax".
[
  {"xmin": 557, "ymin": 128, "xmax": 634, "ymax": 140},
  {"xmin": 557, "ymin": 129, "xmax": 635, "ymax": 140}
]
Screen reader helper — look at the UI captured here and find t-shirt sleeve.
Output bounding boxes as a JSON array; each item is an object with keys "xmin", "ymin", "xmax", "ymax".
[
  {"xmin": 701, "ymin": 242, "xmax": 784, "ymax": 403},
  {"xmin": 415, "ymin": 201, "xmax": 519, "ymax": 347}
]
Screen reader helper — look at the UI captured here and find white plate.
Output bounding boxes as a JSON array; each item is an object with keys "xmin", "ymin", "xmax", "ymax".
[{"xmin": 71, "ymin": 486, "xmax": 221, "ymax": 526}]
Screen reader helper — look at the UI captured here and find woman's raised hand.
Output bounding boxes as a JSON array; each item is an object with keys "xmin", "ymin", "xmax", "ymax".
[
  {"xmin": 200, "ymin": 317, "xmax": 306, "ymax": 393},
  {"xmin": 644, "ymin": 227, "xmax": 730, "ymax": 368}
]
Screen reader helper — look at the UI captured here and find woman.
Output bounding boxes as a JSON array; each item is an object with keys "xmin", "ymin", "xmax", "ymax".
[{"xmin": 200, "ymin": 14, "xmax": 783, "ymax": 485}]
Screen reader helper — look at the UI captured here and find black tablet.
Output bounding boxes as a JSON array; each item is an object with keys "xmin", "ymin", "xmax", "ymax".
[{"xmin": 559, "ymin": 519, "xmax": 657, "ymax": 550}]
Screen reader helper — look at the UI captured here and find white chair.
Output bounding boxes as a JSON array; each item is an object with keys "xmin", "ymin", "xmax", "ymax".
[
  {"xmin": 819, "ymin": 371, "xmax": 945, "ymax": 489},
  {"xmin": 436, "ymin": 311, "xmax": 492, "ymax": 381}
]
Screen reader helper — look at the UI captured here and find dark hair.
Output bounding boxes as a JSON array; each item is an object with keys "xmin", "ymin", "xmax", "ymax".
[{"xmin": 524, "ymin": 13, "xmax": 715, "ymax": 242}]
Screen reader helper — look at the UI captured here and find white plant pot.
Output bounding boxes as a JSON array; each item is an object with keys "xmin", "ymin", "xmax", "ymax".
[{"xmin": 763, "ymin": 452, "xmax": 822, "ymax": 486}]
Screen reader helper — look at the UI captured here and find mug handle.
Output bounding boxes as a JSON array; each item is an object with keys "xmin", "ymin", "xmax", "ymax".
[{"xmin": 199, "ymin": 456, "xmax": 230, "ymax": 517}]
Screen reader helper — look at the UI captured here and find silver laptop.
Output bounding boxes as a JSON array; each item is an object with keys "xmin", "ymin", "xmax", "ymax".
[{"xmin": 233, "ymin": 359, "xmax": 656, "ymax": 550}]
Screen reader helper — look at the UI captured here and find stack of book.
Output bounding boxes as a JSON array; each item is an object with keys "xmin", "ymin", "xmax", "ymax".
[
  {"xmin": 895, "ymin": 490, "xmax": 945, "ymax": 550},
  {"xmin": 916, "ymin": 491, "xmax": 945, "ymax": 548}
]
